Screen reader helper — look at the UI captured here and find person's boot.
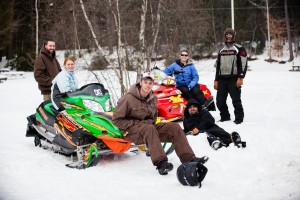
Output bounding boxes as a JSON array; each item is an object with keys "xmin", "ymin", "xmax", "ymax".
[
  {"xmin": 233, "ymin": 119, "xmax": 243, "ymax": 124},
  {"xmin": 156, "ymin": 161, "xmax": 173, "ymax": 175},
  {"xmin": 191, "ymin": 156, "xmax": 209, "ymax": 164},
  {"xmin": 231, "ymin": 132, "xmax": 246, "ymax": 148},
  {"xmin": 210, "ymin": 140, "xmax": 226, "ymax": 150}
]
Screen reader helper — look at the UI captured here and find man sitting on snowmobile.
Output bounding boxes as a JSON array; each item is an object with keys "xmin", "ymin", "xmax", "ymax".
[
  {"xmin": 51, "ymin": 56, "xmax": 79, "ymax": 112},
  {"xmin": 183, "ymin": 99, "xmax": 246, "ymax": 150},
  {"xmin": 112, "ymin": 72, "xmax": 208, "ymax": 175}
]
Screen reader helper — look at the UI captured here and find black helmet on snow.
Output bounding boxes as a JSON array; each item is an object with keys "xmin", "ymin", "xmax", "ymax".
[{"xmin": 176, "ymin": 161, "xmax": 208, "ymax": 187}]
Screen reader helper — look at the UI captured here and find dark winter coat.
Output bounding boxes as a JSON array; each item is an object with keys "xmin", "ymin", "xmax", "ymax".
[
  {"xmin": 183, "ymin": 99, "xmax": 215, "ymax": 133},
  {"xmin": 112, "ymin": 82, "xmax": 158, "ymax": 133},
  {"xmin": 34, "ymin": 46, "xmax": 61, "ymax": 95},
  {"xmin": 215, "ymin": 43, "xmax": 247, "ymax": 81},
  {"xmin": 163, "ymin": 59, "xmax": 199, "ymax": 89}
]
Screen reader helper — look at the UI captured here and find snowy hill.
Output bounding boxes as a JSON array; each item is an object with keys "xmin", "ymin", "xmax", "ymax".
[{"xmin": 0, "ymin": 55, "xmax": 299, "ymax": 200}]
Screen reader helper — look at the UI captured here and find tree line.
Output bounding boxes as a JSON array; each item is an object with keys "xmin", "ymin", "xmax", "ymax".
[{"xmin": 1, "ymin": 0, "xmax": 299, "ymax": 75}]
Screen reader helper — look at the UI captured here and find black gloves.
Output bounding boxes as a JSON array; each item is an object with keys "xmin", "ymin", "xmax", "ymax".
[{"xmin": 174, "ymin": 70, "xmax": 183, "ymax": 75}]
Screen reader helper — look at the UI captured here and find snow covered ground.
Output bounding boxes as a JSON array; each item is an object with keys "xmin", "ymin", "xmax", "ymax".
[{"xmin": 0, "ymin": 55, "xmax": 300, "ymax": 200}]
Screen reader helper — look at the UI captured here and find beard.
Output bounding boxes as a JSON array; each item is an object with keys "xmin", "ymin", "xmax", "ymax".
[{"xmin": 189, "ymin": 109, "xmax": 198, "ymax": 115}]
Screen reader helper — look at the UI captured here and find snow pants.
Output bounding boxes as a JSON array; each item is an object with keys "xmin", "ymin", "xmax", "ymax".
[
  {"xmin": 123, "ymin": 122, "xmax": 196, "ymax": 166},
  {"xmin": 216, "ymin": 77, "xmax": 244, "ymax": 121},
  {"xmin": 177, "ymin": 84, "xmax": 206, "ymax": 105},
  {"xmin": 206, "ymin": 124, "xmax": 232, "ymax": 146}
]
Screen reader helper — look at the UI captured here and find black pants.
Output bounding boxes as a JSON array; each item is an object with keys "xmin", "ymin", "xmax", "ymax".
[
  {"xmin": 206, "ymin": 124, "xmax": 232, "ymax": 146},
  {"xmin": 177, "ymin": 84, "xmax": 206, "ymax": 105},
  {"xmin": 216, "ymin": 77, "xmax": 244, "ymax": 121}
]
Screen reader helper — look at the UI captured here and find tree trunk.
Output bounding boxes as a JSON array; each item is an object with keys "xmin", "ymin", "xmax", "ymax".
[
  {"xmin": 79, "ymin": 0, "xmax": 103, "ymax": 53},
  {"xmin": 136, "ymin": 0, "xmax": 147, "ymax": 80},
  {"xmin": 146, "ymin": 0, "xmax": 162, "ymax": 71},
  {"xmin": 284, "ymin": 0, "xmax": 293, "ymax": 61},
  {"xmin": 109, "ymin": 0, "xmax": 128, "ymax": 96},
  {"xmin": 35, "ymin": 0, "xmax": 39, "ymax": 56},
  {"xmin": 72, "ymin": 0, "xmax": 81, "ymax": 57}
]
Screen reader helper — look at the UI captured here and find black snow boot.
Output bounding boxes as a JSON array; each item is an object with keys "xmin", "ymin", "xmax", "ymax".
[
  {"xmin": 231, "ymin": 132, "xmax": 246, "ymax": 148},
  {"xmin": 191, "ymin": 156, "xmax": 209, "ymax": 164},
  {"xmin": 157, "ymin": 161, "xmax": 173, "ymax": 175}
]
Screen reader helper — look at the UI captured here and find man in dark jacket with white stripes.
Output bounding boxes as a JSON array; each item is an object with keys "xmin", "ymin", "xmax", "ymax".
[{"xmin": 214, "ymin": 28, "xmax": 247, "ymax": 124}]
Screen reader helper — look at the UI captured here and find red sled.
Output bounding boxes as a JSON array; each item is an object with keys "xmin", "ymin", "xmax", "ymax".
[{"xmin": 151, "ymin": 70, "xmax": 216, "ymax": 121}]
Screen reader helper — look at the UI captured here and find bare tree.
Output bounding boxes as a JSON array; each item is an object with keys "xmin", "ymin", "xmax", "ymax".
[
  {"xmin": 79, "ymin": 0, "xmax": 104, "ymax": 53},
  {"xmin": 108, "ymin": 0, "xmax": 129, "ymax": 96},
  {"xmin": 146, "ymin": 0, "xmax": 162, "ymax": 70},
  {"xmin": 71, "ymin": 0, "xmax": 81, "ymax": 56},
  {"xmin": 136, "ymin": 0, "xmax": 147, "ymax": 80},
  {"xmin": 35, "ymin": 0, "xmax": 39, "ymax": 56},
  {"xmin": 248, "ymin": 0, "xmax": 278, "ymax": 61},
  {"xmin": 284, "ymin": 0, "xmax": 293, "ymax": 61}
]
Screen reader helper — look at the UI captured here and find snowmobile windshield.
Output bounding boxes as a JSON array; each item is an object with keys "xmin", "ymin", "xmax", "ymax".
[
  {"xmin": 151, "ymin": 69, "xmax": 167, "ymax": 84},
  {"xmin": 67, "ymin": 83, "xmax": 108, "ymax": 97}
]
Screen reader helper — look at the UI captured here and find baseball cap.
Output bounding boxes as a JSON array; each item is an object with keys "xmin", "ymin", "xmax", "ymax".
[{"xmin": 141, "ymin": 72, "xmax": 154, "ymax": 81}]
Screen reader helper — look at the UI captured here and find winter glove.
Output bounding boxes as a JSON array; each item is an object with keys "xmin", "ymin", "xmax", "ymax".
[
  {"xmin": 214, "ymin": 81, "xmax": 218, "ymax": 90},
  {"xmin": 191, "ymin": 128, "xmax": 200, "ymax": 135},
  {"xmin": 236, "ymin": 78, "xmax": 243, "ymax": 88},
  {"xmin": 174, "ymin": 70, "xmax": 183, "ymax": 75}
]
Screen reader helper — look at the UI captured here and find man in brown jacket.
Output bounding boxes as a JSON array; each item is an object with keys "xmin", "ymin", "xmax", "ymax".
[
  {"xmin": 34, "ymin": 40, "xmax": 61, "ymax": 100},
  {"xmin": 112, "ymin": 72, "xmax": 208, "ymax": 175}
]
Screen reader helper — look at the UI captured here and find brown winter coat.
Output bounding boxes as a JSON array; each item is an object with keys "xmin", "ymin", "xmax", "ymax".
[
  {"xmin": 34, "ymin": 46, "xmax": 61, "ymax": 95},
  {"xmin": 112, "ymin": 83, "xmax": 195, "ymax": 166}
]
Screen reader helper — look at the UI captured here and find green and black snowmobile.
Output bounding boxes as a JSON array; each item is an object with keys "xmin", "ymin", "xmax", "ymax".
[{"xmin": 26, "ymin": 83, "xmax": 134, "ymax": 169}]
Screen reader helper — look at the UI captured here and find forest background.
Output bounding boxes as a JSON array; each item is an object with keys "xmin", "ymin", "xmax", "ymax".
[{"xmin": 1, "ymin": 0, "xmax": 300, "ymax": 95}]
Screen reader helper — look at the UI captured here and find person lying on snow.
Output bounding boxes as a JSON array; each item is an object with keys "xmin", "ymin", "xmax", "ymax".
[
  {"xmin": 112, "ymin": 72, "xmax": 208, "ymax": 175},
  {"xmin": 183, "ymin": 99, "xmax": 246, "ymax": 150}
]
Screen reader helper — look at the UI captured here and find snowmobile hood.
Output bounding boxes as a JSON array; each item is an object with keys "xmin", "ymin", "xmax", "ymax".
[{"xmin": 184, "ymin": 99, "xmax": 203, "ymax": 116}]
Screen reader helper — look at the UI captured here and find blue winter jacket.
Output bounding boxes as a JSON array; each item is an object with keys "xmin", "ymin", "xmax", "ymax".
[{"xmin": 163, "ymin": 60, "xmax": 199, "ymax": 89}]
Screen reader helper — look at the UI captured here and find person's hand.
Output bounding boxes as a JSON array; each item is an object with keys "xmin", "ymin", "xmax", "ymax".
[
  {"xmin": 174, "ymin": 70, "xmax": 183, "ymax": 75},
  {"xmin": 192, "ymin": 128, "xmax": 200, "ymax": 135},
  {"xmin": 236, "ymin": 78, "xmax": 243, "ymax": 88},
  {"xmin": 214, "ymin": 81, "xmax": 218, "ymax": 90}
]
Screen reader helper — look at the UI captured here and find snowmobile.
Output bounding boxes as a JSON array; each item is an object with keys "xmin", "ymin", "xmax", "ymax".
[
  {"xmin": 151, "ymin": 69, "xmax": 215, "ymax": 122},
  {"xmin": 26, "ymin": 83, "xmax": 134, "ymax": 169}
]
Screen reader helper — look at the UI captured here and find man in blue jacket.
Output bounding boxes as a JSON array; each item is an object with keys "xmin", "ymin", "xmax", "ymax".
[{"xmin": 163, "ymin": 49, "xmax": 206, "ymax": 106}]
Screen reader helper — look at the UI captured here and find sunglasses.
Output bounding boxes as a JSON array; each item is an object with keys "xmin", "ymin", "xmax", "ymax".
[
  {"xmin": 181, "ymin": 54, "xmax": 189, "ymax": 57},
  {"xmin": 225, "ymin": 33, "xmax": 233, "ymax": 37}
]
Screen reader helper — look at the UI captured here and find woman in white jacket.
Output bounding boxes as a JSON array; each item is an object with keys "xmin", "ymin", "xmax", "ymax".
[{"xmin": 51, "ymin": 57, "xmax": 79, "ymax": 111}]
